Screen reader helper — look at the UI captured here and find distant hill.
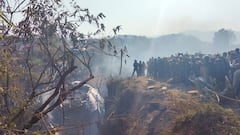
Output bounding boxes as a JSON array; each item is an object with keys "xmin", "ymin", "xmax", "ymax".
[
  {"xmin": 113, "ymin": 30, "xmax": 240, "ymax": 62},
  {"xmin": 114, "ymin": 33, "xmax": 211, "ymax": 61},
  {"xmin": 183, "ymin": 30, "xmax": 240, "ymax": 44},
  {"xmin": 182, "ymin": 30, "xmax": 214, "ymax": 42}
]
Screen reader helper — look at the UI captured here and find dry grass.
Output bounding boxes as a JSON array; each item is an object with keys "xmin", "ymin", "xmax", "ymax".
[
  {"xmin": 101, "ymin": 77, "xmax": 240, "ymax": 135},
  {"xmin": 173, "ymin": 103, "xmax": 240, "ymax": 135}
]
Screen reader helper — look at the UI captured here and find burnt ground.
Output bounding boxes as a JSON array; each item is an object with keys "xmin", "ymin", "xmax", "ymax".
[{"xmin": 99, "ymin": 77, "xmax": 240, "ymax": 135}]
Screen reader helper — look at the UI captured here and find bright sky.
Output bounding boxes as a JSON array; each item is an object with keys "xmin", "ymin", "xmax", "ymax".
[{"xmin": 78, "ymin": 0, "xmax": 240, "ymax": 37}]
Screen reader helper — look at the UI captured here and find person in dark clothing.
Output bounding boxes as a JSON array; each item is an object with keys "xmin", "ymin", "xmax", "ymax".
[
  {"xmin": 231, "ymin": 52, "xmax": 240, "ymax": 97},
  {"xmin": 213, "ymin": 57, "xmax": 229, "ymax": 91},
  {"xmin": 138, "ymin": 61, "xmax": 143, "ymax": 76},
  {"xmin": 132, "ymin": 60, "xmax": 139, "ymax": 77},
  {"xmin": 142, "ymin": 62, "xmax": 146, "ymax": 76}
]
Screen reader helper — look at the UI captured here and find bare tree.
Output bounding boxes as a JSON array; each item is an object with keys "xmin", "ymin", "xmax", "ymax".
[{"xmin": 0, "ymin": 0, "xmax": 118, "ymax": 134}]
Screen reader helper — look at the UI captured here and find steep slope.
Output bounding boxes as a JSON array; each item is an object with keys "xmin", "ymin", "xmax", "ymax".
[{"xmin": 100, "ymin": 77, "xmax": 240, "ymax": 135}]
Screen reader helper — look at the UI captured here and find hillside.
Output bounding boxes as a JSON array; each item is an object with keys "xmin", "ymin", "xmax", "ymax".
[
  {"xmin": 100, "ymin": 77, "xmax": 240, "ymax": 135},
  {"xmin": 115, "ymin": 34, "xmax": 210, "ymax": 60},
  {"xmin": 112, "ymin": 31, "xmax": 240, "ymax": 63}
]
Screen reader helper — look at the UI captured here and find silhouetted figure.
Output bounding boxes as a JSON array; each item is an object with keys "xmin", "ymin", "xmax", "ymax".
[
  {"xmin": 138, "ymin": 61, "xmax": 143, "ymax": 76},
  {"xmin": 233, "ymin": 69, "xmax": 240, "ymax": 97},
  {"xmin": 231, "ymin": 51, "xmax": 240, "ymax": 97},
  {"xmin": 142, "ymin": 62, "xmax": 146, "ymax": 76},
  {"xmin": 132, "ymin": 60, "xmax": 139, "ymax": 77}
]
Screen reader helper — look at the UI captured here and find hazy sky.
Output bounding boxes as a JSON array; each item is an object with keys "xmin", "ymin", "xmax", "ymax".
[{"xmin": 77, "ymin": 0, "xmax": 240, "ymax": 37}]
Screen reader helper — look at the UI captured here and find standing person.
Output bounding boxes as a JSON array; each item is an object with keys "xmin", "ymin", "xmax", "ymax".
[
  {"xmin": 132, "ymin": 60, "xmax": 139, "ymax": 77},
  {"xmin": 138, "ymin": 61, "xmax": 143, "ymax": 76},
  {"xmin": 230, "ymin": 51, "xmax": 240, "ymax": 97},
  {"xmin": 142, "ymin": 62, "xmax": 147, "ymax": 76},
  {"xmin": 232, "ymin": 60, "xmax": 240, "ymax": 97}
]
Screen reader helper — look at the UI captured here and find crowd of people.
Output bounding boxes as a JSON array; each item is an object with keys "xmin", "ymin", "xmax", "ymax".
[{"xmin": 132, "ymin": 48, "xmax": 240, "ymax": 97}]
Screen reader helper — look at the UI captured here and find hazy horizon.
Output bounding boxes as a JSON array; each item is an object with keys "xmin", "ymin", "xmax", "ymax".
[{"xmin": 78, "ymin": 0, "xmax": 240, "ymax": 37}]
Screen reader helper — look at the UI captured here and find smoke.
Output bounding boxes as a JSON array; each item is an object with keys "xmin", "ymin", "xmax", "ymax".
[
  {"xmin": 108, "ymin": 33, "xmax": 240, "ymax": 64},
  {"xmin": 41, "ymin": 30, "xmax": 240, "ymax": 134}
]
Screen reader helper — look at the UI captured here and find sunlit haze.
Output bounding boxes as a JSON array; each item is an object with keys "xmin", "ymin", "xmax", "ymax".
[{"xmin": 78, "ymin": 0, "xmax": 240, "ymax": 36}]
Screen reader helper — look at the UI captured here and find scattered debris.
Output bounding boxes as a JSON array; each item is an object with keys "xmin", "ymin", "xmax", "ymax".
[
  {"xmin": 187, "ymin": 90, "xmax": 199, "ymax": 95},
  {"xmin": 147, "ymin": 85, "xmax": 155, "ymax": 89},
  {"xmin": 161, "ymin": 86, "xmax": 168, "ymax": 90}
]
